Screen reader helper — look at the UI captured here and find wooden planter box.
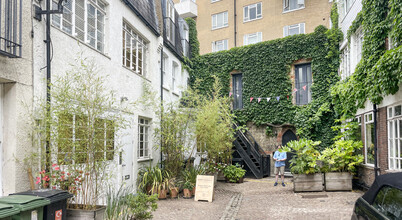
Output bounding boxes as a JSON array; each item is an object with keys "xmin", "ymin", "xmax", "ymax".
[
  {"xmin": 324, "ymin": 172, "xmax": 352, "ymax": 191},
  {"xmin": 67, "ymin": 206, "xmax": 106, "ymax": 220},
  {"xmin": 293, "ymin": 173, "xmax": 324, "ymax": 192}
]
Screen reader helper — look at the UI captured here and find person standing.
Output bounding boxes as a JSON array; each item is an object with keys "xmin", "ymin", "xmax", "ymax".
[{"xmin": 273, "ymin": 145, "xmax": 287, "ymax": 186}]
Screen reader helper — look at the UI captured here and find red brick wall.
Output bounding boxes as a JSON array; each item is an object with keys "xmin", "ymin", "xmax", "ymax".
[{"xmin": 377, "ymin": 107, "xmax": 388, "ymax": 174}]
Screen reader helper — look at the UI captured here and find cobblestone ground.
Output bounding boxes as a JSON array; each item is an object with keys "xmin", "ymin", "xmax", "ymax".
[{"xmin": 152, "ymin": 177, "xmax": 363, "ymax": 220}]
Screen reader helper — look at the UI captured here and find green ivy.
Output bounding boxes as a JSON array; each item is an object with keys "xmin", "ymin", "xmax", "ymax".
[
  {"xmin": 332, "ymin": 0, "xmax": 401, "ymax": 117},
  {"xmin": 185, "ymin": 17, "xmax": 200, "ymax": 59},
  {"xmin": 189, "ymin": 5, "xmax": 342, "ymax": 148}
]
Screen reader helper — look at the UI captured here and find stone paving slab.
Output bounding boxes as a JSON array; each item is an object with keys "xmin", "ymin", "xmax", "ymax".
[{"xmin": 152, "ymin": 177, "xmax": 364, "ymax": 220}]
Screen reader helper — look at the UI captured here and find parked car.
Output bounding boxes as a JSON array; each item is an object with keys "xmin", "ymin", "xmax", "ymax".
[{"xmin": 352, "ymin": 172, "xmax": 402, "ymax": 220}]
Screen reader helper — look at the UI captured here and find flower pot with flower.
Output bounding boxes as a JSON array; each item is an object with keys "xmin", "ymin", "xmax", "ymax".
[{"xmin": 222, "ymin": 164, "xmax": 246, "ymax": 183}]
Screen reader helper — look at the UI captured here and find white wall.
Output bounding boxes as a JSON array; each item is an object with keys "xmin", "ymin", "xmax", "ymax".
[{"xmin": 33, "ymin": 0, "xmax": 164, "ymax": 191}]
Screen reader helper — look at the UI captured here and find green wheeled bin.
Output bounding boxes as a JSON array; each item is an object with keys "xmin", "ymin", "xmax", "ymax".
[
  {"xmin": 0, "ymin": 195, "xmax": 50, "ymax": 220},
  {"xmin": 0, "ymin": 203, "xmax": 20, "ymax": 219}
]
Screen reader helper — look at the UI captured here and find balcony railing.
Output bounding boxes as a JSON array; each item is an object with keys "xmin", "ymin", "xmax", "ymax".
[{"xmin": 0, "ymin": 0, "xmax": 22, "ymax": 58}]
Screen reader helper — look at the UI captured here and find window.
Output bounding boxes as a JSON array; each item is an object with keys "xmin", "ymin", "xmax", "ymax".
[
  {"xmin": 165, "ymin": 0, "xmax": 175, "ymax": 43},
  {"xmin": 244, "ymin": 32, "xmax": 262, "ymax": 45},
  {"xmin": 244, "ymin": 3, "xmax": 262, "ymax": 22},
  {"xmin": 339, "ymin": 0, "xmax": 356, "ymax": 19},
  {"xmin": 52, "ymin": 0, "xmax": 106, "ymax": 52},
  {"xmin": 162, "ymin": 55, "xmax": 168, "ymax": 87},
  {"xmin": 138, "ymin": 118, "xmax": 151, "ymax": 159},
  {"xmin": 212, "ymin": 11, "xmax": 228, "ymax": 30},
  {"xmin": 212, "ymin": 39, "xmax": 228, "ymax": 52},
  {"xmin": 172, "ymin": 62, "xmax": 179, "ymax": 92},
  {"xmin": 388, "ymin": 104, "xmax": 402, "ymax": 170},
  {"xmin": 364, "ymin": 113, "xmax": 375, "ymax": 165},
  {"xmin": 355, "ymin": 28, "xmax": 364, "ymax": 65},
  {"xmin": 283, "ymin": 23, "xmax": 305, "ymax": 37},
  {"xmin": 355, "ymin": 116, "xmax": 362, "ymax": 141},
  {"xmin": 123, "ymin": 21, "xmax": 147, "ymax": 75},
  {"xmin": 232, "ymin": 74, "xmax": 243, "ymax": 109},
  {"xmin": 283, "ymin": 0, "xmax": 305, "ymax": 12},
  {"xmin": 57, "ymin": 114, "xmax": 114, "ymax": 164},
  {"xmin": 373, "ymin": 186, "xmax": 402, "ymax": 219},
  {"xmin": 340, "ymin": 47, "xmax": 351, "ymax": 80},
  {"xmin": 295, "ymin": 63, "xmax": 312, "ymax": 105}
]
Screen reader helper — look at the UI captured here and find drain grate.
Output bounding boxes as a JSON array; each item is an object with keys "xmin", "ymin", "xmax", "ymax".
[{"xmin": 301, "ymin": 194, "xmax": 328, "ymax": 199}]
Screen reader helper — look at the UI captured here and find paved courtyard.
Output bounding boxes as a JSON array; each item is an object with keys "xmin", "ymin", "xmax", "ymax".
[{"xmin": 153, "ymin": 177, "xmax": 363, "ymax": 220}]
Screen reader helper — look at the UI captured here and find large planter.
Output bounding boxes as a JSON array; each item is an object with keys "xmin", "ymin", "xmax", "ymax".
[
  {"xmin": 324, "ymin": 172, "xmax": 352, "ymax": 191},
  {"xmin": 293, "ymin": 173, "xmax": 324, "ymax": 192},
  {"xmin": 67, "ymin": 206, "xmax": 106, "ymax": 220}
]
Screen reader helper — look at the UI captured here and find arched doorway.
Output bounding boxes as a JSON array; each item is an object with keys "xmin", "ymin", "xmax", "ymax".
[{"xmin": 281, "ymin": 130, "xmax": 297, "ymax": 172}]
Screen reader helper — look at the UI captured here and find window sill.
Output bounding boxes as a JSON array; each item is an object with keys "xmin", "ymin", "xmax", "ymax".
[
  {"xmin": 137, "ymin": 158, "xmax": 153, "ymax": 162},
  {"xmin": 243, "ymin": 17, "xmax": 263, "ymax": 23},
  {"xmin": 51, "ymin": 25, "xmax": 111, "ymax": 60},
  {"xmin": 282, "ymin": 7, "xmax": 305, "ymax": 14},
  {"xmin": 122, "ymin": 66, "xmax": 151, "ymax": 82},
  {"xmin": 362, "ymin": 164, "xmax": 375, "ymax": 169},
  {"xmin": 212, "ymin": 26, "xmax": 228, "ymax": 31},
  {"xmin": 385, "ymin": 169, "xmax": 402, "ymax": 173}
]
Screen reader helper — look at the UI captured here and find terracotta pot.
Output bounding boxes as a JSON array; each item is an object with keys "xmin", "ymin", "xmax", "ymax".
[
  {"xmin": 191, "ymin": 187, "xmax": 196, "ymax": 195},
  {"xmin": 183, "ymin": 188, "xmax": 192, "ymax": 198},
  {"xmin": 158, "ymin": 189, "xmax": 167, "ymax": 200},
  {"xmin": 170, "ymin": 188, "xmax": 178, "ymax": 198}
]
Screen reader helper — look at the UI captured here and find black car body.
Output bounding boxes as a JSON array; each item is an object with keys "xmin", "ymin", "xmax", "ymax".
[{"xmin": 352, "ymin": 172, "xmax": 402, "ymax": 220}]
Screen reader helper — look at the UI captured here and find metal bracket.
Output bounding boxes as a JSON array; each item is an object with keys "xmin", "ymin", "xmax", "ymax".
[{"xmin": 34, "ymin": 0, "xmax": 66, "ymax": 21}]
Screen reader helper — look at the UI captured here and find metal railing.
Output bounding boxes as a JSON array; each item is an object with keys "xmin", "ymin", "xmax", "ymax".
[{"xmin": 0, "ymin": 0, "xmax": 22, "ymax": 58}]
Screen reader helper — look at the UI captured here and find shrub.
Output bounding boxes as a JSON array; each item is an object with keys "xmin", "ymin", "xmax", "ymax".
[
  {"xmin": 223, "ymin": 164, "xmax": 246, "ymax": 183},
  {"xmin": 126, "ymin": 193, "xmax": 158, "ymax": 220},
  {"xmin": 282, "ymin": 139, "xmax": 322, "ymax": 174}
]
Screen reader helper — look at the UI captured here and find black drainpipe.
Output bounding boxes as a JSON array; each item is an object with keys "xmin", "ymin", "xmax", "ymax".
[
  {"xmin": 234, "ymin": 0, "xmax": 237, "ymax": 47},
  {"xmin": 160, "ymin": 47, "xmax": 164, "ymax": 167},
  {"xmin": 373, "ymin": 104, "xmax": 378, "ymax": 177},
  {"xmin": 45, "ymin": 0, "xmax": 52, "ymax": 171}
]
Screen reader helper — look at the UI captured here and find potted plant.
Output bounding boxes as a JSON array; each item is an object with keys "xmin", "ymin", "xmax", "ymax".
[
  {"xmin": 319, "ymin": 140, "xmax": 364, "ymax": 191},
  {"xmin": 222, "ymin": 164, "xmax": 246, "ymax": 183},
  {"xmin": 282, "ymin": 139, "xmax": 324, "ymax": 192},
  {"xmin": 182, "ymin": 181, "xmax": 194, "ymax": 199},
  {"xmin": 167, "ymin": 178, "xmax": 179, "ymax": 199}
]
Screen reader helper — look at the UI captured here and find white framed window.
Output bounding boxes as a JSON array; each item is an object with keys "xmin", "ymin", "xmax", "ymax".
[
  {"xmin": 355, "ymin": 28, "xmax": 364, "ymax": 65},
  {"xmin": 172, "ymin": 62, "xmax": 179, "ymax": 92},
  {"xmin": 283, "ymin": 0, "xmax": 305, "ymax": 12},
  {"xmin": 340, "ymin": 47, "xmax": 351, "ymax": 80},
  {"xmin": 212, "ymin": 11, "xmax": 228, "ymax": 30},
  {"xmin": 243, "ymin": 2, "xmax": 262, "ymax": 22},
  {"xmin": 283, "ymin": 23, "xmax": 305, "ymax": 37},
  {"xmin": 138, "ymin": 117, "xmax": 151, "ymax": 159},
  {"xmin": 52, "ymin": 0, "xmax": 106, "ymax": 52},
  {"xmin": 212, "ymin": 39, "xmax": 228, "ymax": 52},
  {"xmin": 388, "ymin": 104, "xmax": 402, "ymax": 170},
  {"xmin": 339, "ymin": 0, "xmax": 356, "ymax": 19},
  {"xmin": 243, "ymin": 32, "xmax": 262, "ymax": 45},
  {"xmin": 57, "ymin": 114, "xmax": 115, "ymax": 164},
  {"xmin": 166, "ymin": 0, "xmax": 175, "ymax": 43},
  {"xmin": 162, "ymin": 54, "xmax": 168, "ymax": 87},
  {"xmin": 122, "ymin": 21, "xmax": 148, "ymax": 75},
  {"xmin": 364, "ymin": 112, "xmax": 375, "ymax": 165}
]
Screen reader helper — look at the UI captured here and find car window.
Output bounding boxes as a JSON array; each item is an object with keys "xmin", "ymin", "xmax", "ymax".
[{"xmin": 373, "ymin": 186, "xmax": 402, "ymax": 219}]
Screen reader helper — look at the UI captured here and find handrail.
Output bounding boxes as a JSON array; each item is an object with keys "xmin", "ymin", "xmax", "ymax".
[{"xmin": 245, "ymin": 130, "xmax": 267, "ymax": 156}]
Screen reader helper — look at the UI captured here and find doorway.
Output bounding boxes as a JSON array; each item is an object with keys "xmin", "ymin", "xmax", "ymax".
[{"xmin": 281, "ymin": 129, "xmax": 297, "ymax": 172}]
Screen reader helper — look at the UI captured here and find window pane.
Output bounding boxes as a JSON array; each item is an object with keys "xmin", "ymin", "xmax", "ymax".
[
  {"xmin": 257, "ymin": 3, "xmax": 261, "ymax": 16},
  {"xmin": 250, "ymin": 6, "xmax": 256, "ymax": 20},
  {"xmin": 75, "ymin": 0, "xmax": 85, "ymax": 41},
  {"xmin": 87, "ymin": 4, "xmax": 96, "ymax": 47},
  {"xmin": 389, "ymin": 108, "xmax": 393, "ymax": 118},
  {"xmin": 366, "ymin": 122, "xmax": 375, "ymax": 164},
  {"xmin": 395, "ymin": 106, "xmax": 402, "ymax": 116}
]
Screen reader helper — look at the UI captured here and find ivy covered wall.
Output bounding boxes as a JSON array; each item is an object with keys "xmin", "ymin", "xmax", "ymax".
[
  {"xmin": 332, "ymin": 0, "xmax": 402, "ymax": 117},
  {"xmin": 188, "ymin": 4, "xmax": 342, "ymax": 149}
]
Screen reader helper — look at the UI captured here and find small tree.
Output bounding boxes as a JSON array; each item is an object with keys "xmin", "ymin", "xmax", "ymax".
[
  {"xmin": 34, "ymin": 56, "xmax": 126, "ymax": 210},
  {"xmin": 195, "ymin": 77, "xmax": 235, "ymax": 167}
]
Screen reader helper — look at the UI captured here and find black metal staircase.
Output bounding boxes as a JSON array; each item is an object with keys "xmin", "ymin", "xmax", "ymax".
[{"xmin": 232, "ymin": 124, "xmax": 270, "ymax": 179}]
